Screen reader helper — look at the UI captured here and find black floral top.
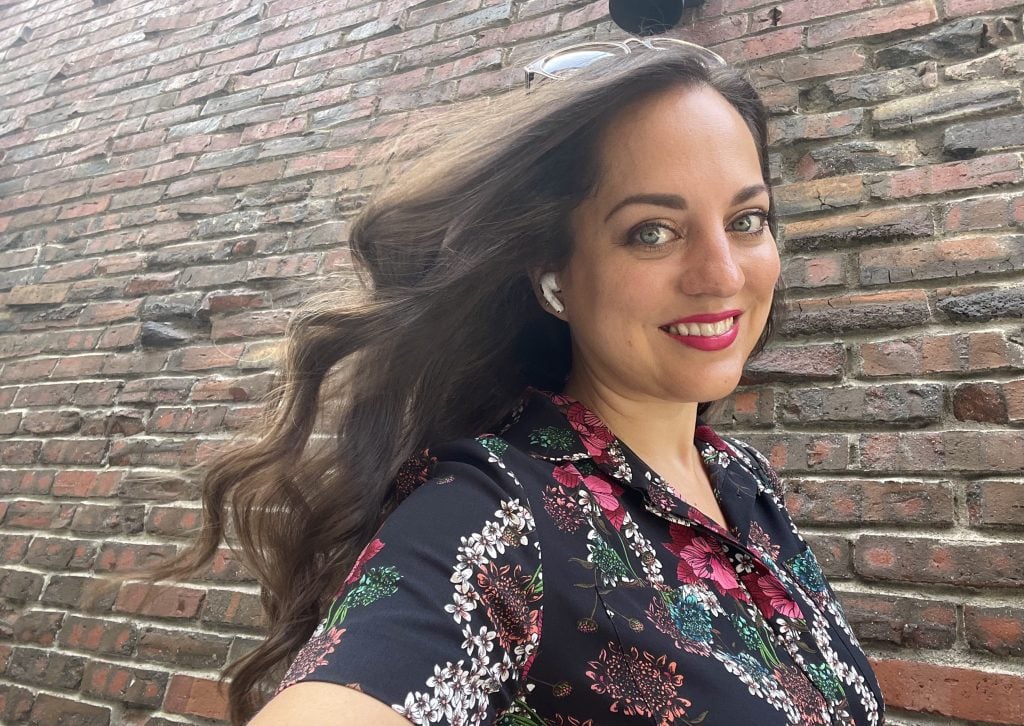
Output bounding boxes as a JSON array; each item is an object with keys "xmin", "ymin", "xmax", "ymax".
[{"xmin": 279, "ymin": 389, "xmax": 885, "ymax": 725}]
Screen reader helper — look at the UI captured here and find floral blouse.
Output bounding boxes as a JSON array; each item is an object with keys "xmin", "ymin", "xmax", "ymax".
[{"xmin": 279, "ymin": 389, "xmax": 885, "ymax": 725}]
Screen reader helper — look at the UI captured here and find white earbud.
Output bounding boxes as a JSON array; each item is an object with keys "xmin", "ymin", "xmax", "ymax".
[{"xmin": 539, "ymin": 272, "xmax": 564, "ymax": 314}]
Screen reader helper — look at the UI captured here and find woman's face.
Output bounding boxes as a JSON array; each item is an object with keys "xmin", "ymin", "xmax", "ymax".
[{"xmin": 555, "ymin": 84, "xmax": 780, "ymax": 406}]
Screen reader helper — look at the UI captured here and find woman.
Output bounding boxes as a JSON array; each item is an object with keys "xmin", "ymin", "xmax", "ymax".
[{"xmin": 166, "ymin": 42, "xmax": 885, "ymax": 725}]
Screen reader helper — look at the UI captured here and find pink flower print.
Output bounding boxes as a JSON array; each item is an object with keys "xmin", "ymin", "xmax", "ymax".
[
  {"xmin": 582, "ymin": 474, "xmax": 625, "ymax": 531},
  {"xmin": 750, "ymin": 572, "xmax": 804, "ymax": 620},
  {"xmin": 565, "ymin": 402, "xmax": 615, "ymax": 458},
  {"xmin": 665, "ymin": 525, "xmax": 745, "ymax": 599},
  {"xmin": 342, "ymin": 538, "xmax": 385, "ymax": 590},
  {"xmin": 553, "ymin": 463, "xmax": 584, "ymax": 488}
]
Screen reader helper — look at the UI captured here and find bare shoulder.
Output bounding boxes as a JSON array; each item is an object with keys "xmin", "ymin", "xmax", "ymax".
[{"xmin": 250, "ymin": 681, "xmax": 411, "ymax": 725}]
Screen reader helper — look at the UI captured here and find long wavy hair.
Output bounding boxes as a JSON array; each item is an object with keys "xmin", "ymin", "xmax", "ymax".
[{"xmin": 150, "ymin": 48, "xmax": 782, "ymax": 723}]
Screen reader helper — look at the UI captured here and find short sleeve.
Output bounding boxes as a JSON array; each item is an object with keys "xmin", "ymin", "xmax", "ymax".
[{"xmin": 277, "ymin": 439, "xmax": 543, "ymax": 725}]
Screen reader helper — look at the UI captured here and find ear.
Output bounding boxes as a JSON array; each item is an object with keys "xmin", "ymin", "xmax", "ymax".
[{"xmin": 529, "ymin": 269, "xmax": 567, "ymax": 320}]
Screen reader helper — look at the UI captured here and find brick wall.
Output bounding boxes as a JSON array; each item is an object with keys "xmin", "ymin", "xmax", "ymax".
[{"xmin": 0, "ymin": 0, "xmax": 1021, "ymax": 723}]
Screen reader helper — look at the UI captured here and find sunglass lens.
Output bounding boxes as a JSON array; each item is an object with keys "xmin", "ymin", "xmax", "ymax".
[{"xmin": 538, "ymin": 48, "xmax": 618, "ymax": 77}]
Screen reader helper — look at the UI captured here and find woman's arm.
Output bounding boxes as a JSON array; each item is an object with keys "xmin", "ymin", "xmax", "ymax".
[{"xmin": 250, "ymin": 682, "xmax": 411, "ymax": 725}]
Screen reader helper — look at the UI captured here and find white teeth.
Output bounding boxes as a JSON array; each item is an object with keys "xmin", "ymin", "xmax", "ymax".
[{"xmin": 666, "ymin": 317, "xmax": 735, "ymax": 337}]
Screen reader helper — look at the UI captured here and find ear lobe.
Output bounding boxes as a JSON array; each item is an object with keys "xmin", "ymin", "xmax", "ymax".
[{"xmin": 538, "ymin": 272, "xmax": 565, "ymax": 315}]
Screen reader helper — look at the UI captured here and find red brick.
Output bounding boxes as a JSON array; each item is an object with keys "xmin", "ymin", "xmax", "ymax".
[
  {"xmin": 781, "ymin": 253, "xmax": 847, "ymax": 289},
  {"xmin": 860, "ymin": 431, "xmax": 1024, "ymax": 473},
  {"xmin": 166, "ymin": 344, "xmax": 245, "ymax": 371},
  {"xmin": 943, "ymin": 192, "xmax": 1024, "ymax": 233},
  {"xmin": 39, "ymin": 438, "xmax": 107, "ymax": 465},
  {"xmin": 58, "ymin": 615, "xmax": 137, "ymax": 655},
  {"xmin": 869, "ymin": 153, "xmax": 1023, "ymax": 200},
  {"xmin": 29, "ymin": 693, "xmax": 110, "ymax": 726},
  {"xmin": 859, "ymin": 235, "xmax": 1024, "ymax": 285},
  {"xmin": 25, "ymin": 538, "xmax": 96, "ymax": 570},
  {"xmin": 807, "ymin": 0, "xmax": 937, "ymax": 47},
  {"xmin": 967, "ymin": 480, "xmax": 1024, "ymax": 528},
  {"xmin": 786, "ymin": 479, "xmax": 953, "ymax": 525},
  {"xmin": 859, "ymin": 331, "xmax": 1024, "ymax": 377},
  {"xmin": 783, "ymin": 289, "xmax": 930, "ymax": 336},
  {"xmin": 20, "ymin": 410, "xmax": 81, "ymax": 435},
  {"xmin": 164, "ymin": 675, "xmax": 229, "ymax": 721},
  {"xmin": 58, "ymin": 196, "xmax": 111, "ymax": 220},
  {"xmin": 136, "ymin": 627, "xmax": 231, "ymax": 668},
  {"xmin": 147, "ymin": 406, "xmax": 228, "ymax": 434},
  {"xmin": 965, "ymin": 605, "xmax": 1024, "ymax": 658},
  {"xmin": 145, "ymin": 506, "xmax": 203, "ymax": 538},
  {"xmin": 190, "ymin": 372, "xmax": 275, "ymax": 402},
  {"xmin": 95, "ymin": 542, "xmax": 176, "ymax": 572},
  {"xmin": 855, "ymin": 535, "xmax": 1024, "ymax": 587},
  {"xmin": 0, "ymin": 470, "xmax": 53, "ymax": 496},
  {"xmin": 113, "ymin": 583, "xmax": 205, "ymax": 619},
  {"xmin": 3, "ymin": 500, "xmax": 72, "ymax": 530},
  {"xmin": 746, "ymin": 344, "xmax": 849, "ymax": 383},
  {"xmin": 83, "ymin": 661, "xmax": 167, "ymax": 708},
  {"xmin": 7, "ymin": 283, "xmax": 70, "ymax": 306},
  {"xmin": 52, "ymin": 470, "xmax": 122, "ymax": 498},
  {"xmin": 211, "ymin": 309, "xmax": 291, "ymax": 341},
  {"xmin": 842, "ymin": 593, "xmax": 958, "ymax": 648},
  {"xmin": 872, "ymin": 658, "xmax": 1024, "ymax": 723},
  {"xmin": 945, "ymin": 0, "xmax": 1022, "ymax": 15}
]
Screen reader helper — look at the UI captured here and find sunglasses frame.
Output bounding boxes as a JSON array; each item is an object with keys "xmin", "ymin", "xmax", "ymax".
[{"xmin": 523, "ymin": 37, "xmax": 728, "ymax": 90}]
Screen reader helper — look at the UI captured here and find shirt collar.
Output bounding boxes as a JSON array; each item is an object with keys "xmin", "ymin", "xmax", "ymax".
[{"xmin": 501, "ymin": 388, "xmax": 759, "ymax": 546}]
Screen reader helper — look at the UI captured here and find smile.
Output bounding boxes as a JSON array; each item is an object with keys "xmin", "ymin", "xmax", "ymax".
[{"xmin": 660, "ymin": 315, "xmax": 740, "ymax": 351}]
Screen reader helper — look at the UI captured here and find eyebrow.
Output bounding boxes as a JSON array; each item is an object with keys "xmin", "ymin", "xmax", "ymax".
[{"xmin": 603, "ymin": 183, "xmax": 770, "ymax": 223}]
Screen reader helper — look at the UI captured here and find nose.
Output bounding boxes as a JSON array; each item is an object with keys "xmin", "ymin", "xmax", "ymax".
[{"xmin": 677, "ymin": 223, "xmax": 745, "ymax": 297}]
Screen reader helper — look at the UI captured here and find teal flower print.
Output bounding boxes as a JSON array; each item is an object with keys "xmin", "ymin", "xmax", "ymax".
[
  {"xmin": 788, "ymin": 548, "xmax": 827, "ymax": 593},
  {"xmin": 666, "ymin": 588, "xmax": 713, "ymax": 644},
  {"xmin": 586, "ymin": 536, "xmax": 632, "ymax": 586},
  {"xmin": 807, "ymin": 662, "xmax": 846, "ymax": 702}
]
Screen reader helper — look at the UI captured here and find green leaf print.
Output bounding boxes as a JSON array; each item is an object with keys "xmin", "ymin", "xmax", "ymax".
[
  {"xmin": 528, "ymin": 426, "xmax": 577, "ymax": 451},
  {"xmin": 326, "ymin": 566, "xmax": 401, "ymax": 630},
  {"xmin": 479, "ymin": 436, "xmax": 509, "ymax": 458}
]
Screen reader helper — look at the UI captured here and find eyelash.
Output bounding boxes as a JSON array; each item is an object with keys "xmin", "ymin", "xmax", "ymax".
[{"xmin": 626, "ymin": 210, "xmax": 771, "ymax": 248}]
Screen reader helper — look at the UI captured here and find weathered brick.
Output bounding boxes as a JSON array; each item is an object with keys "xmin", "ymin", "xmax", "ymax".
[
  {"xmin": 52, "ymin": 470, "xmax": 122, "ymax": 499},
  {"xmin": 82, "ymin": 660, "xmax": 168, "ymax": 708},
  {"xmin": 783, "ymin": 290, "xmax": 931, "ymax": 336},
  {"xmin": 855, "ymin": 535, "xmax": 1024, "ymax": 587},
  {"xmin": 873, "ymin": 80, "xmax": 1021, "ymax": 132},
  {"xmin": 136, "ymin": 627, "xmax": 231, "ymax": 668},
  {"xmin": 29, "ymin": 693, "xmax": 110, "ymax": 726},
  {"xmin": 735, "ymin": 433, "xmax": 850, "ymax": 471},
  {"xmin": 860, "ymin": 431, "xmax": 1024, "ymax": 473},
  {"xmin": 8, "ymin": 610, "xmax": 63, "ymax": 647},
  {"xmin": 871, "ymin": 658, "xmax": 1024, "ymax": 724},
  {"xmin": 938, "ymin": 285, "xmax": 1024, "ymax": 321},
  {"xmin": 868, "ymin": 153, "xmax": 1023, "ymax": 200},
  {"xmin": 964, "ymin": 605, "xmax": 1024, "ymax": 657},
  {"xmin": 781, "ymin": 253, "xmax": 846, "ymax": 289},
  {"xmin": 859, "ymin": 235, "xmax": 1024, "ymax": 285},
  {"xmin": 786, "ymin": 478, "xmax": 953, "ymax": 525},
  {"xmin": 164, "ymin": 675, "xmax": 229, "ymax": 721},
  {"xmin": 859, "ymin": 330, "xmax": 1024, "ymax": 377},
  {"xmin": 25, "ymin": 537, "xmax": 96, "ymax": 571},
  {"xmin": 8, "ymin": 647, "xmax": 84, "ymax": 690},
  {"xmin": 806, "ymin": 0, "xmax": 938, "ymax": 47},
  {"xmin": 943, "ymin": 192, "xmax": 1024, "ymax": 232},
  {"xmin": 201, "ymin": 589, "xmax": 266, "ymax": 630},
  {"xmin": 781, "ymin": 383, "xmax": 943, "ymax": 425},
  {"xmin": 0, "ymin": 570, "xmax": 43, "ymax": 602},
  {"xmin": 840, "ymin": 593, "xmax": 956, "ymax": 648},
  {"xmin": 967, "ymin": 480, "xmax": 1024, "ymax": 528},
  {"xmin": 774, "ymin": 174, "xmax": 866, "ymax": 215},
  {"xmin": 113, "ymin": 583, "xmax": 205, "ymax": 619},
  {"xmin": 58, "ymin": 615, "xmax": 137, "ymax": 655},
  {"xmin": 768, "ymin": 108, "xmax": 865, "ymax": 145},
  {"xmin": 795, "ymin": 139, "xmax": 920, "ymax": 181},
  {"xmin": 945, "ymin": 114, "xmax": 1024, "ymax": 156}
]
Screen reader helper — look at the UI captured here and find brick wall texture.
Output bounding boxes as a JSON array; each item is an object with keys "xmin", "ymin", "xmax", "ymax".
[{"xmin": 0, "ymin": 0, "xmax": 1022, "ymax": 723}]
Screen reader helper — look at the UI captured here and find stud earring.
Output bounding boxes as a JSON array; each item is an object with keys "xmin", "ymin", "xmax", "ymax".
[{"xmin": 539, "ymin": 272, "xmax": 564, "ymax": 314}]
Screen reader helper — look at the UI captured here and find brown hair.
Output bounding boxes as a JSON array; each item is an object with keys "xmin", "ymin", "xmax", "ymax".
[{"xmin": 148, "ymin": 48, "xmax": 781, "ymax": 723}]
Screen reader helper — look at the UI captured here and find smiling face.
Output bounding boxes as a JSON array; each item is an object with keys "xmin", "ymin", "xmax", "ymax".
[{"xmin": 552, "ymin": 84, "xmax": 780, "ymax": 407}]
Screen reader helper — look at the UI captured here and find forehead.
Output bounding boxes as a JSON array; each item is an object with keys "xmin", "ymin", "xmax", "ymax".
[{"xmin": 592, "ymin": 85, "xmax": 763, "ymax": 195}]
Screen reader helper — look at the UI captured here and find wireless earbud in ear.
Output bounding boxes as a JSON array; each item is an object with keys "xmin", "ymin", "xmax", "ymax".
[{"xmin": 539, "ymin": 272, "xmax": 564, "ymax": 314}]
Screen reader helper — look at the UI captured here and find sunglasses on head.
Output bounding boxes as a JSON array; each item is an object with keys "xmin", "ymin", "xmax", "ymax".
[{"xmin": 523, "ymin": 37, "xmax": 727, "ymax": 90}]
